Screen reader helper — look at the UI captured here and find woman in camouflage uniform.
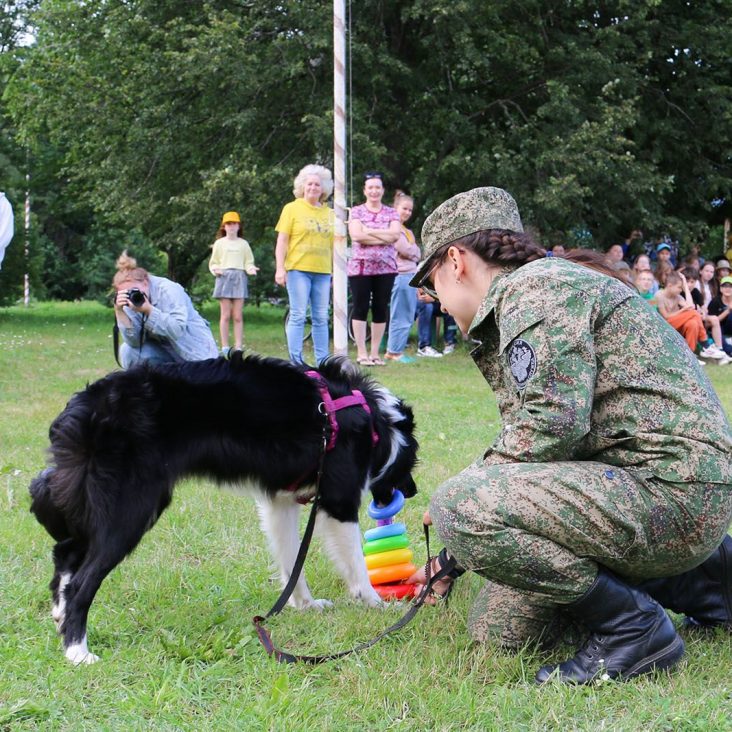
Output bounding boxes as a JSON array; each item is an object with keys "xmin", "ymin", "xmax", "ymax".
[{"xmin": 409, "ymin": 187, "xmax": 732, "ymax": 684}]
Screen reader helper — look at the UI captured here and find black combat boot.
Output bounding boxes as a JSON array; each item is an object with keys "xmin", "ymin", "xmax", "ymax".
[
  {"xmin": 636, "ymin": 536, "xmax": 732, "ymax": 629},
  {"xmin": 535, "ymin": 570, "xmax": 685, "ymax": 684}
]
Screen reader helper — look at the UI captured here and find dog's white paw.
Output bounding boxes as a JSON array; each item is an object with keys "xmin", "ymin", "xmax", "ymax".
[
  {"xmin": 52, "ymin": 604, "xmax": 65, "ymax": 630},
  {"xmin": 307, "ymin": 598, "xmax": 334, "ymax": 611},
  {"xmin": 351, "ymin": 585, "xmax": 383, "ymax": 607},
  {"xmin": 65, "ymin": 637, "xmax": 100, "ymax": 665}
]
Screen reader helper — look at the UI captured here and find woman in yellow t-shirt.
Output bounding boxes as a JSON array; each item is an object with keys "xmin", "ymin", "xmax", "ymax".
[
  {"xmin": 275, "ymin": 165, "xmax": 334, "ymax": 365},
  {"xmin": 209, "ymin": 211, "xmax": 258, "ymax": 355}
]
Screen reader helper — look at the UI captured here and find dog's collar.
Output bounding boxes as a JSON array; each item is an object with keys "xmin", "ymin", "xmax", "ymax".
[{"xmin": 304, "ymin": 370, "xmax": 379, "ymax": 451}]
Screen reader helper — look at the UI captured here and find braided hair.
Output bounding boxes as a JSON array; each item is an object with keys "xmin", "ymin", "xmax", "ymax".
[{"xmin": 448, "ymin": 229, "xmax": 628, "ymax": 284}]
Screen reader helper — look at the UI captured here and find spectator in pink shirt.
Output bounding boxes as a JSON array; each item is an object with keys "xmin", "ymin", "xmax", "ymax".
[{"xmin": 347, "ymin": 172, "xmax": 400, "ymax": 366}]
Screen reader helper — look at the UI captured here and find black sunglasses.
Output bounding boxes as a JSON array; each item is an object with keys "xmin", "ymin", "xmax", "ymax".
[
  {"xmin": 415, "ymin": 246, "xmax": 466, "ymax": 299},
  {"xmin": 416, "ymin": 259, "xmax": 442, "ymax": 299},
  {"xmin": 363, "ymin": 171, "xmax": 383, "ymax": 182}
]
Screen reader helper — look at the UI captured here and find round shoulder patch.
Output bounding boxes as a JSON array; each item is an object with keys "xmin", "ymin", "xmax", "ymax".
[{"xmin": 508, "ymin": 338, "xmax": 537, "ymax": 390}]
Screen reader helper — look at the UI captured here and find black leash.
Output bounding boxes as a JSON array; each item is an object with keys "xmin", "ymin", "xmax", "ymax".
[
  {"xmin": 113, "ymin": 313, "xmax": 146, "ymax": 369},
  {"xmin": 252, "ymin": 520, "xmax": 459, "ymax": 664}
]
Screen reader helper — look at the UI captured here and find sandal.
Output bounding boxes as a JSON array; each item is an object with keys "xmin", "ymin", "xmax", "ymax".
[
  {"xmin": 420, "ymin": 548, "xmax": 465, "ymax": 605},
  {"xmin": 356, "ymin": 357, "xmax": 374, "ymax": 366},
  {"xmin": 370, "ymin": 357, "xmax": 386, "ymax": 366}
]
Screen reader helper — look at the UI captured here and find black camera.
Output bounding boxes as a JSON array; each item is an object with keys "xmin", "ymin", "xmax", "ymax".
[{"xmin": 126, "ymin": 288, "xmax": 147, "ymax": 307}]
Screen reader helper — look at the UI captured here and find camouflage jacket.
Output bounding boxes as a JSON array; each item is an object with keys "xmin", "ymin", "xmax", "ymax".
[{"xmin": 468, "ymin": 257, "xmax": 732, "ymax": 484}]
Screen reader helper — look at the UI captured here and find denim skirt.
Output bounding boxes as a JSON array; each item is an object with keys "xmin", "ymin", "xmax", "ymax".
[{"xmin": 213, "ymin": 269, "xmax": 248, "ymax": 299}]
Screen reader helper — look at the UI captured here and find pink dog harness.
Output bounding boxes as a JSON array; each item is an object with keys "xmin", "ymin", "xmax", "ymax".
[{"xmin": 304, "ymin": 370, "xmax": 379, "ymax": 450}]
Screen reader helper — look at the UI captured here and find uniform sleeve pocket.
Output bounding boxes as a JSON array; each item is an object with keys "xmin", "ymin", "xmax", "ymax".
[{"xmin": 497, "ymin": 306, "xmax": 545, "ymax": 354}]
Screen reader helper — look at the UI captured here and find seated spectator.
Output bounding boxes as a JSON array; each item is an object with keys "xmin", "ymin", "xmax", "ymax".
[
  {"xmin": 632, "ymin": 254, "xmax": 658, "ymax": 294},
  {"xmin": 635, "ymin": 270, "xmax": 657, "ymax": 307},
  {"xmin": 699, "ymin": 261, "xmax": 718, "ymax": 308},
  {"xmin": 653, "ymin": 242, "xmax": 673, "ymax": 270},
  {"xmin": 656, "ymin": 271, "xmax": 727, "ymax": 364},
  {"xmin": 415, "ymin": 290, "xmax": 443, "ymax": 358},
  {"xmin": 549, "ymin": 243, "xmax": 566, "ymax": 256},
  {"xmin": 684, "ymin": 266, "xmax": 726, "ymax": 359},
  {"xmin": 716, "ymin": 259, "xmax": 731, "ymax": 288},
  {"xmin": 708, "ymin": 276, "xmax": 732, "ymax": 354},
  {"xmin": 604, "ymin": 243, "xmax": 624, "ymax": 265},
  {"xmin": 612, "ymin": 260, "xmax": 633, "ymax": 286},
  {"xmin": 113, "ymin": 250, "xmax": 218, "ymax": 369},
  {"xmin": 683, "ymin": 252, "xmax": 703, "ymax": 271},
  {"xmin": 654, "ymin": 260, "xmax": 673, "ymax": 290}
]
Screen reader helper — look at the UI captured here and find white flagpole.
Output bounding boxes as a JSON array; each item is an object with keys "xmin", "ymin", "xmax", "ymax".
[
  {"xmin": 332, "ymin": 0, "xmax": 348, "ymax": 356},
  {"xmin": 24, "ymin": 172, "xmax": 30, "ymax": 306}
]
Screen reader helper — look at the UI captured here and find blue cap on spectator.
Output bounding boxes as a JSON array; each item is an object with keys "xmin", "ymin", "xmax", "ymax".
[{"xmin": 656, "ymin": 243, "xmax": 671, "ymax": 252}]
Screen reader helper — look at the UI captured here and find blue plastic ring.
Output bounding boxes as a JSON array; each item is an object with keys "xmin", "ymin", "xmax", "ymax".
[
  {"xmin": 367, "ymin": 489, "xmax": 405, "ymax": 520},
  {"xmin": 364, "ymin": 522, "xmax": 406, "ymax": 542}
]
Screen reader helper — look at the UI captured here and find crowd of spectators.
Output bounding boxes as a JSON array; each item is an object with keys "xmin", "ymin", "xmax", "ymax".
[
  {"xmin": 112, "ymin": 170, "xmax": 732, "ymax": 374},
  {"xmin": 603, "ymin": 232, "xmax": 732, "ymax": 366}
]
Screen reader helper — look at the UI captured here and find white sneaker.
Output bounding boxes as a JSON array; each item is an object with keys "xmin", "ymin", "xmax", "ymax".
[
  {"xmin": 443, "ymin": 343, "xmax": 456, "ymax": 355},
  {"xmin": 699, "ymin": 345, "xmax": 726, "ymax": 360},
  {"xmin": 697, "ymin": 358, "xmax": 707, "ymax": 366},
  {"xmin": 717, "ymin": 353, "xmax": 732, "ymax": 366},
  {"xmin": 417, "ymin": 346, "xmax": 443, "ymax": 358}
]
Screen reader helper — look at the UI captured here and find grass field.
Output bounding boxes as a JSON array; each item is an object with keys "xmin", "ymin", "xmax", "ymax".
[{"xmin": 1, "ymin": 300, "xmax": 731, "ymax": 731}]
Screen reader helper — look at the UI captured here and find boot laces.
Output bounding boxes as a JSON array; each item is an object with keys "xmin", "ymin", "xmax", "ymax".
[{"xmin": 578, "ymin": 634, "xmax": 605, "ymax": 662}]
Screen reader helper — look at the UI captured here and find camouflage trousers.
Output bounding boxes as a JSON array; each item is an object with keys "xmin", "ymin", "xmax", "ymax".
[{"xmin": 430, "ymin": 460, "xmax": 732, "ymax": 649}]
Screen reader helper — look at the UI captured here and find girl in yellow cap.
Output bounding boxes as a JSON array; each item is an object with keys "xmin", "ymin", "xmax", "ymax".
[{"xmin": 209, "ymin": 211, "xmax": 258, "ymax": 355}]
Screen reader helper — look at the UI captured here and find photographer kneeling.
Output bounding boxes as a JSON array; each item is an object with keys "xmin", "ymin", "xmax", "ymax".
[{"xmin": 113, "ymin": 250, "xmax": 218, "ymax": 368}]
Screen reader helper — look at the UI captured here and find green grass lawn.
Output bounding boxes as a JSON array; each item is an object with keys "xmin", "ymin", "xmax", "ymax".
[{"xmin": 1, "ymin": 300, "xmax": 731, "ymax": 731}]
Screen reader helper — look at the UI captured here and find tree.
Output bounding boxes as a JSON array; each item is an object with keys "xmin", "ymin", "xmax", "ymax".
[{"xmin": 4, "ymin": 0, "xmax": 732, "ymax": 302}]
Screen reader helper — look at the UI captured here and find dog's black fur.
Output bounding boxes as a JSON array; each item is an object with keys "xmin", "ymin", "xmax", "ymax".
[{"xmin": 29, "ymin": 353, "xmax": 418, "ymax": 663}]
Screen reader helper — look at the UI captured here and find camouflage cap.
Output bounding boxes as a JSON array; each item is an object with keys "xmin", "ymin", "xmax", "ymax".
[{"xmin": 409, "ymin": 187, "xmax": 523, "ymax": 288}]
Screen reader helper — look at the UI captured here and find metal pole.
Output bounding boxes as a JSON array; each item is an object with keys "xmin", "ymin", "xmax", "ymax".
[
  {"xmin": 24, "ymin": 171, "xmax": 30, "ymax": 306},
  {"xmin": 332, "ymin": 0, "xmax": 348, "ymax": 356}
]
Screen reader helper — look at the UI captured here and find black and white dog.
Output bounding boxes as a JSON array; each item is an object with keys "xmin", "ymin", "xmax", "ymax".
[{"xmin": 29, "ymin": 353, "xmax": 418, "ymax": 664}]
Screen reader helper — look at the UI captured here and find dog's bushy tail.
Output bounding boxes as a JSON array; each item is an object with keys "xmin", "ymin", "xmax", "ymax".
[
  {"xmin": 30, "ymin": 388, "xmax": 100, "ymax": 542},
  {"xmin": 29, "ymin": 468, "xmax": 71, "ymax": 542}
]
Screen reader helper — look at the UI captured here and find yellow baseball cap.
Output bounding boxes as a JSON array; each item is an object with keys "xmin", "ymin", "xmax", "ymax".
[{"xmin": 221, "ymin": 211, "xmax": 241, "ymax": 225}]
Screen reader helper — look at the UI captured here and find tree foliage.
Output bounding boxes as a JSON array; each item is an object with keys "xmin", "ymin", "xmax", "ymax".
[{"xmin": 3, "ymin": 0, "xmax": 732, "ymax": 300}]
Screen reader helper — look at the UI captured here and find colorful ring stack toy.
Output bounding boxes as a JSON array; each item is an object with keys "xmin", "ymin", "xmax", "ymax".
[{"xmin": 363, "ymin": 489, "xmax": 417, "ymax": 600}]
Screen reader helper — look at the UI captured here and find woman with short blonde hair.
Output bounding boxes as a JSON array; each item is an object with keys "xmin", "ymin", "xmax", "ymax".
[{"xmin": 275, "ymin": 164, "xmax": 335, "ymax": 364}]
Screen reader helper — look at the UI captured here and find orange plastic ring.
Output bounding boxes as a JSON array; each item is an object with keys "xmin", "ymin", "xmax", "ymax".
[{"xmin": 368, "ymin": 562, "xmax": 417, "ymax": 585}]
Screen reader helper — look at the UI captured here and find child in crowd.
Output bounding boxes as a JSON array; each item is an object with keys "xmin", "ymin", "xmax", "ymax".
[
  {"xmin": 654, "ymin": 242, "xmax": 674, "ymax": 270},
  {"xmin": 656, "ymin": 271, "xmax": 729, "ymax": 364},
  {"xmin": 708, "ymin": 276, "xmax": 732, "ymax": 354},
  {"xmin": 612, "ymin": 260, "xmax": 633, "ymax": 286},
  {"xmin": 716, "ymin": 260, "xmax": 731, "ymax": 290},
  {"xmin": 654, "ymin": 260, "xmax": 673, "ymax": 290},
  {"xmin": 633, "ymin": 255, "xmax": 659, "ymax": 294},
  {"xmin": 699, "ymin": 261, "xmax": 718, "ymax": 307},
  {"xmin": 683, "ymin": 266, "xmax": 726, "ymax": 355},
  {"xmin": 635, "ymin": 270, "xmax": 657, "ymax": 307}
]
